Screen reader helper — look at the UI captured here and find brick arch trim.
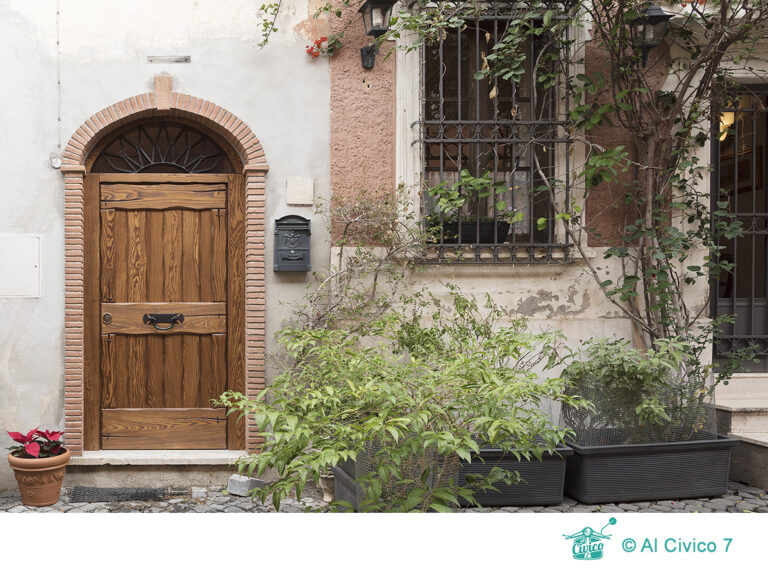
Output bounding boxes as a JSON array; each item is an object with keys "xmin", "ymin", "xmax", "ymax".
[
  {"xmin": 60, "ymin": 92, "xmax": 267, "ymax": 454},
  {"xmin": 61, "ymin": 92, "xmax": 268, "ymax": 168}
]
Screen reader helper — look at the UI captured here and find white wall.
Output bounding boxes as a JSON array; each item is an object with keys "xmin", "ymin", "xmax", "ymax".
[{"xmin": 0, "ymin": 0, "xmax": 331, "ymax": 487}]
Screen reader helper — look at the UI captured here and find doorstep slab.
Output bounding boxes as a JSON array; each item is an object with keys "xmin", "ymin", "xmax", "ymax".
[
  {"xmin": 69, "ymin": 450, "xmax": 248, "ymax": 466},
  {"xmin": 727, "ymin": 432, "xmax": 768, "ymax": 449}
]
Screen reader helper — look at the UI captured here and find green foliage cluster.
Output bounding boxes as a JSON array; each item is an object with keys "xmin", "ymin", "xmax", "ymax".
[
  {"xmin": 426, "ymin": 170, "xmax": 523, "ymax": 224},
  {"xmin": 218, "ymin": 288, "xmax": 587, "ymax": 512},
  {"xmin": 562, "ymin": 338, "xmax": 717, "ymax": 444}
]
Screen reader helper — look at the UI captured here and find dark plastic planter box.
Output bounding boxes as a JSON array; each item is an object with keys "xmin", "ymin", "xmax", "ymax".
[
  {"xmin": 332, "ymin": 452, "xmax": 460, "ymax": 511},
  {"xmin": 440, "ymin": 221, "xmax": 511, "ymax": 244},
  {"xmin": 564, "ymin": 434, "xmax": 739, "ymax": 504},
  {"xmin": 332, "ymin": 461, "xmax": 366, "ymax": 510},
  {"xmin": 459, "ymin": 446, "xmax": 573, "ymax": 506}
]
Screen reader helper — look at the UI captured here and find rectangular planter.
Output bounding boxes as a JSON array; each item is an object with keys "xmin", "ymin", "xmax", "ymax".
[
  {"xmin": 564, "ymin": 434, "xmax": 739, "ymax": 504},
  {"xmin": 459, "ymin": 446, "xmax": 573, "ymax": 506},
  {"xmin": 332, "ymin": 461, "xmax": 367, "ymax": 510},
  {"xmin": 332, "ymin": 451, "xmax": 460, "ymax": 511}
]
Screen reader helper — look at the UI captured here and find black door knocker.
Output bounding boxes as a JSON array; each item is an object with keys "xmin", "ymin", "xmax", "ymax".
[{"xmin": 143, "ymin": 312, "xmax": 185, "ymax": 331}]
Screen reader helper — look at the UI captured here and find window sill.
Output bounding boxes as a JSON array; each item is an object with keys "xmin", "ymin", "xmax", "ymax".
[{"xmin": 420, "ymin": 243, "xmax": 575, "ymax": 264}]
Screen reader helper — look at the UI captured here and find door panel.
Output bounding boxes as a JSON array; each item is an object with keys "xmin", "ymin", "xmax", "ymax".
[
  {"xmin": 101, "ymin": 408, "xmax": 227, "ymax": 450},
  {"xmin": 92, "ymin": 174, "xmax": 239, "ymax": 450},
  {"xmin": 101, "ymin": 302, "xmax": 226, "ymax": 334},
  {"xmin": 100, "ymin": 183, "xmax": 227, "ymax": 209}
]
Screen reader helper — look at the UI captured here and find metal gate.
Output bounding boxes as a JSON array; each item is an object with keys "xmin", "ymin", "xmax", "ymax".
[{"xmin": 714, "ymin": 90, "xmax": 768, "ymax": 372}]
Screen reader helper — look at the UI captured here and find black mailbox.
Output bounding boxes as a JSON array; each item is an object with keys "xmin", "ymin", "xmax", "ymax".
[{"xmin": 274, "ymin": 215, "xmax": 311, "ymax": 272}]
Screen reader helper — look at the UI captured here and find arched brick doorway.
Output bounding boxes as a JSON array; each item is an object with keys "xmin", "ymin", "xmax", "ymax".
[{"xmin": 61, "ymin": 90, "xmax": 267, "ymax": 454}]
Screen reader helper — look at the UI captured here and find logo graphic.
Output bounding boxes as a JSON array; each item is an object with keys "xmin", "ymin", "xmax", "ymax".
[{"xmin": 563, "ymin": 518, "xmax": 617, "ymax": 560}]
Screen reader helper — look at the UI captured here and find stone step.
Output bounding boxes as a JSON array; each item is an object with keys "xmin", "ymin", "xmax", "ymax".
[
  {"xmin": 716, "ymin": 376, "xmax": 768, "ymax": 409},
  {"xmin": 720, "ymin": 409, "xmax": 768, "ymax": 433},
  {"xmin": 715, "ymin": 377, "xmax": 768, "ymax": 489},
  {"xmin": 723, "ymin": 434, "xmax": 768, "ymax": 490}
]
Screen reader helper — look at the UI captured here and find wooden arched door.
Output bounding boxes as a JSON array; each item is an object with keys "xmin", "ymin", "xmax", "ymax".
[{"xmin": 83, "ymin": 122, "xmax": 245, "ymax": 450}]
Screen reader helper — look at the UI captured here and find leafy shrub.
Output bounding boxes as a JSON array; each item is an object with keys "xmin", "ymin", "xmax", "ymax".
[
  {"xmin": 218, "ymin": 288, "xmax": 586, "ymax": 512},
  {"xmin": 561, "ymin": 338, "xmax": 718, "ymax": 445}
]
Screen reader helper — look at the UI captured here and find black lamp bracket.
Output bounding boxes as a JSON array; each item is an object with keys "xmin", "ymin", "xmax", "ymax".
[{"xmin": 361, "ymin": 44, "xmax": 379, "ymax": 69}]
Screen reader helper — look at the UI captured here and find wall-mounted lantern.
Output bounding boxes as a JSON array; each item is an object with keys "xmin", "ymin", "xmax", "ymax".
[
  {"xmin": 359, "ymin": 0, "xmax": 398, "ymax": 69},
  {"xmin": 629, "ymin": 3, "xmax": 673, "ymax": 67}
]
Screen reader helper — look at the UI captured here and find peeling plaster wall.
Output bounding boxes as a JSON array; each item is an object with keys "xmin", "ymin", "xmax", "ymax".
[
  {"xmin": 0, "ymin": 0, "xmax": 331, "ymax": 488},
  {"xmin": 408, "ymin": 258, "xmax": 635, "ymax": 348}
]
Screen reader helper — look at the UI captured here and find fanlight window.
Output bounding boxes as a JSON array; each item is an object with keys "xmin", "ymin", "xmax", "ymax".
[{"xmin": 91, "ymin": 122, "xmax": 234, "ymax": 174}]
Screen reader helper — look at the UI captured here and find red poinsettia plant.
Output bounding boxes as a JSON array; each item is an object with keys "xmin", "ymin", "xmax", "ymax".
[{"xmin": 7, "ymin": 428, "xmax": 65, "ymax": 458}]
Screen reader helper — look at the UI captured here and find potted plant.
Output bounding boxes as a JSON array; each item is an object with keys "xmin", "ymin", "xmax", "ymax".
[
  {"xmin": 7, "ymin": 428, "xmax": 69, "ymax": 507},
  {"xmin": 219, "ymin": 288, "xmax": 587, "ymax": 512},
  {"xmin": 426, "ymin": 170, "xmax": 518, "ymax": 244},
  {"xmin": 561, "ymin": 339, "xmax": 738, "ymax": 504}
]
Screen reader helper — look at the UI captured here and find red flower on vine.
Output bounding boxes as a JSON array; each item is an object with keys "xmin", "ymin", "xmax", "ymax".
[{"xmin": 306, "ymin": 36, "xmax": 329, "ymax": 59}]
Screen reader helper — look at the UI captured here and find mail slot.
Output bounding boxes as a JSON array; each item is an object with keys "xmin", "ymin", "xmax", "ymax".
[{"xmin": 274, "ymin": 215, "xmax": 311, "ymax": 272}]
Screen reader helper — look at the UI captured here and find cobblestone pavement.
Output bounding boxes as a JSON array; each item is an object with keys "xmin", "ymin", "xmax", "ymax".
[{"xmin": 1, "ymin": 481, "xmax": 766, "ymax": 513}]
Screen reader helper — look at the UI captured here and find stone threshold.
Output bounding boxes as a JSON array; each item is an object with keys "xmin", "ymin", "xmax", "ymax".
[
  {"xmin": 69, "ymin": 450, "xmax": 248, "ymax": 466},
  {"xmin": 716, "ymin": 402, "xmax": 768, "ymax": 412},
  {"xmin": 728, "ymin": 432, "xmax": 768, "ymax": 449}
]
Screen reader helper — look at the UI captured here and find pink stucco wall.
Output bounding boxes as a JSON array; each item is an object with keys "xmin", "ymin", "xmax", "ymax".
[{"xmin": 329, "ymin": 2, "xmax": 397, "ymax": 234}]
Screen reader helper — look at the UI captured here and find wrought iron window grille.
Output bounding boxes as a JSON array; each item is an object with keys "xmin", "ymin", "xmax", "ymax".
[
  {"xmin": 713, "ymin": 88, "xmax": 768, "ymax": 370},
  {"xmin": 414, "ymin": 0, "xmax": 573, "ymax": 264}
]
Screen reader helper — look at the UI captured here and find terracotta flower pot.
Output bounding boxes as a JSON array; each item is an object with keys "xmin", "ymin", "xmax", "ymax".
[{"xmin": 7, "ymin": 448, "xmax": 70, "ymax": 507}]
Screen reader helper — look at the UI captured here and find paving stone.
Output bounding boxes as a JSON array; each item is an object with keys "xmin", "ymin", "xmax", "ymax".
[
  {"xmin": 618, "ymin": 503, "xmax": 639, "ymax": 511},
  {"xmin": 191, "ymin": 487, "xmax": 207, "ymax": 499},
  {"xmin": 79, "ymin": 503, "xmax": 107, "ymax": 512},
  {"xmin": 707, "ymin": 499, "xmax": 730, "ymax": 511},
  {"xmin": 599, "ymin": 505, "xmax": 624, "ymax": 513},
  {"xmin": 650, "ymin": 505, "xmax": 672, "ymax": 512},
  {"xmin": 168, "ymin": 498, "xmax": 185, "ymax": 504},
  {"xmin": 7, "ymin": 506, "xmax": 27, "ymax": 513}
]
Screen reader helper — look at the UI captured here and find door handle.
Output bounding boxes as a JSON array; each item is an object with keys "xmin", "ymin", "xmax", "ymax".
[{"xmin": 143, "ymin": 312, "xmax": 185, "ymax": 331}]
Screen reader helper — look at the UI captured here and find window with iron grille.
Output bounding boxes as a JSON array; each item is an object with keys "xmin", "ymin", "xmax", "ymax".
[
  {"xmin": 418, "ymin": 2, "xmax": 572, "ymax": 263},
  {"xmin": 713, "ymin": 89, "xmax": 768, "ymax": 371}
]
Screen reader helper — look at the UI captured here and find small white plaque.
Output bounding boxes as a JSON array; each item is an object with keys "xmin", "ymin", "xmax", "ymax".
[
  {"xmin": 0, "ymin": 236, "xmax": 41, "ymax": 297},
  {"xmin": 286, "ymin": 179, "xmax": 314, "ymax": 206}
]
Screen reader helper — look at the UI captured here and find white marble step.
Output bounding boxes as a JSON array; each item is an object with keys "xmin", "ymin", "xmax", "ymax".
[
  {"xmin": 717, "ymin": 376, "xmax": 768, "ymax": 411},
  {"xmin": 717, "ymin": 375, "xmax": 768, "ymax": 434}
]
